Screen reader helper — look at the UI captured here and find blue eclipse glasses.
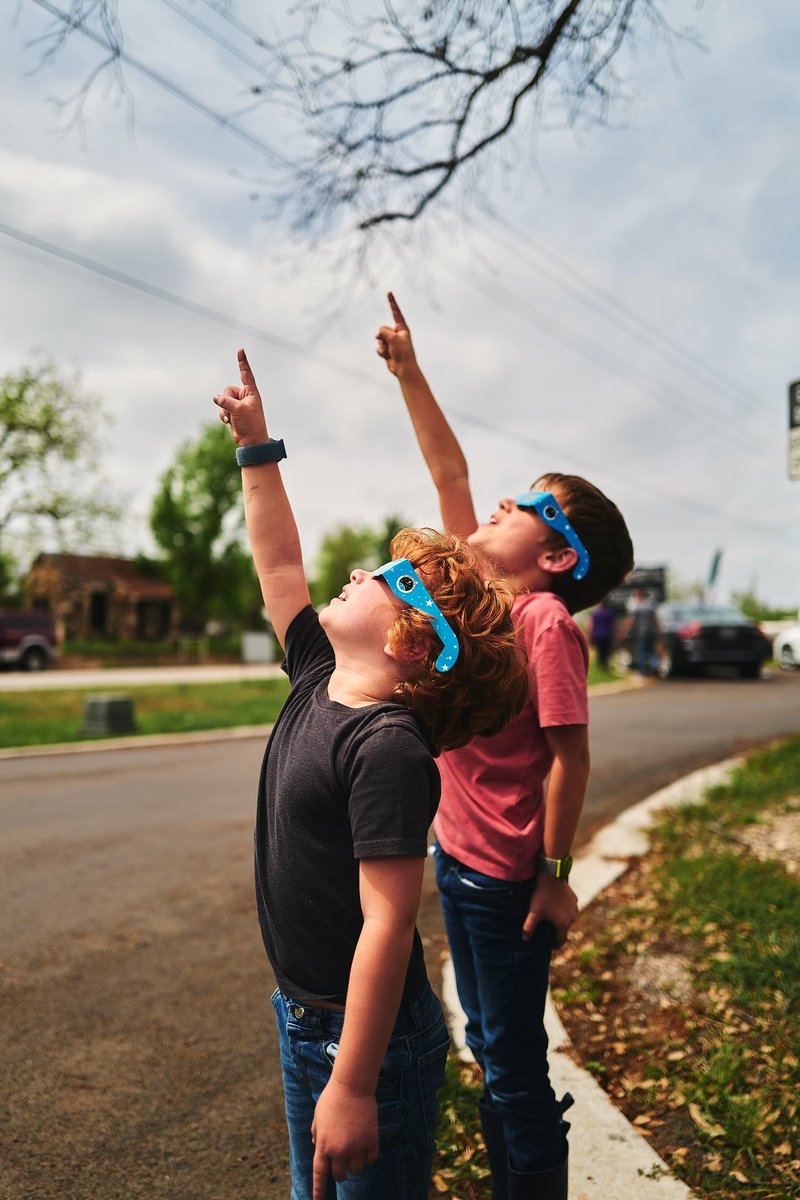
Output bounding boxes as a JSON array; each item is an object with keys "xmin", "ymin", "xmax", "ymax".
[
  {"xmin": 515, "ymin": 491, "xmax": 590, "ymax": 581},
  {"xmin": 372, "ymin": 558, "xmax": 460, "ymax": 673}
]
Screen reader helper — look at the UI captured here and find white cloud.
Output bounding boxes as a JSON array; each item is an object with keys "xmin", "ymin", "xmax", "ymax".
[{"xmin": 0, "ymin": 0, "xmax": 798, "ymax": 608}]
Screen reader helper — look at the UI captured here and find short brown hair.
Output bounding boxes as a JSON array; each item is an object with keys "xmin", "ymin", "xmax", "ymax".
[
  {"xmin": 386, "ymin": 528, "xmax": 528, "ymax": 755},
  {"xmin": 533, "ymin": 473, "xmax": 634, "ymax": 614}
]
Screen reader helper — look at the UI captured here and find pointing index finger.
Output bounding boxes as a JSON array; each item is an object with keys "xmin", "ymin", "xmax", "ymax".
[
  {"xmin": 387, "ymin": 292, "xmax": 408, "ymax": 330},
  {"xmin": 237, "ymin": 347, "xmax": 256, "ymax": 389},
  {"xmin": 312, "ymin": 1149, "xmax": 330, "ymax": 1200}
]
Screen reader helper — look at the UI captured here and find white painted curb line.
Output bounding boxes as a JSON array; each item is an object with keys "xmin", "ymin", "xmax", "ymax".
[{"xmin": 440, "ymin": 755, "xmax": 744, "ymax": 1200}]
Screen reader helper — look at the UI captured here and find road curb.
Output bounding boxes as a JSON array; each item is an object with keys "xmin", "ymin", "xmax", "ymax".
[
  {"xmin": 440, "ymin": 755, "xmax": 745, "ymax": 1200},
  {"xmin": 0, "ymin": 674, "xmax": 644, "ymax": 761},
  {"xmin": 0, "ymin": 724, "xmax": 273, "ymax": 761}
]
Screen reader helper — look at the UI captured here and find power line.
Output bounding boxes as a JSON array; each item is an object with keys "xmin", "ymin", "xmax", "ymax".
[
  {"xmin": 155, "ymin": 0, "xmax": 274, "ymax": 78},
  {"xmin": 442, "ymin": 259, "xmax": 777, "ymax": 470},
  {"xmin": 101, "ymin": 6, "xmax": 768, "ymax": 431},
  {"xmin": 20, "ymin": 0, "xmax": 771, "ymax": 433},
  {"xmin": 0, "ymin": 219, "xmax": 372, "ymax": 383},
  {"xmin": 0, "ymin": 219, "xmax": 790, "ymax": 540},
  {"xmin": 193, "ymin": 0, "xmax": 275, "ymax": 52},
  {"xmin": 443, "ymin": 405, "xmax": 790, "ymax": 538},
  {"xmin": 28, "ymin": 0, "xmax": 290, "ymax": 167},
  {"xmin": 490, "ymin": 213, "xmax": 763, "ymax": 416}
]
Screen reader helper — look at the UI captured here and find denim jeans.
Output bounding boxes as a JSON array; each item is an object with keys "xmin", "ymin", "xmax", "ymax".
[
  {"xmin": 434, "ymin": 845, "xmax": 566, "ymax": 1173},
  {"xmin": 272, "ymin": 980, "xmax": 450, "ymax": 1200}
]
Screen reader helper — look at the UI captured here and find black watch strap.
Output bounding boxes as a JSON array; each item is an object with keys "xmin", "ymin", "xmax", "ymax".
[{"xmin": 236, "ymin": 439, "xmax": 286, "ymax": 466}]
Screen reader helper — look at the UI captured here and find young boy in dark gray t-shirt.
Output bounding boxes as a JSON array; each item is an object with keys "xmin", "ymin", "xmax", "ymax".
[{"xmin": 213, "ymin": 348, "xmax": 528, "ymax": 1200}]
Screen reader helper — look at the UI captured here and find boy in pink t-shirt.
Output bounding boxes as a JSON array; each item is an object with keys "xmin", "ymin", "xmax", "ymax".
[{"xmin": 376, "ymin": 295, "xmax": 634, "ymax": 1200}]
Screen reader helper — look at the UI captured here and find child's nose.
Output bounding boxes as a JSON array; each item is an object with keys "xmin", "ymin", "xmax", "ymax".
[
  {"xmin": 499, "ymin": 497, "xmax": 515, "ymax": 512},
  {"xmin": 350, "ymin": 568, "xmax": 369, "ymax": 584}
]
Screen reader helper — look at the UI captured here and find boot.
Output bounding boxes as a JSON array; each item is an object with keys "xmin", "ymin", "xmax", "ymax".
[
  {"xmin": 506, "ymin": 1092, "xmax": 573, "ymax": 1200},
  {"xmin": 479, "ymin": 1099, "xmax": 509, "ymax": 1200},
  {"xmin": 507, "ymin": 1154, "xmax": 568, "ymax": 1200}
]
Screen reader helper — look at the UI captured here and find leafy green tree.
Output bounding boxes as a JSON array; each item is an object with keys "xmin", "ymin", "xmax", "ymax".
[
  {"xmin": 310, "ymin": 514, "xmax": 409, "ymax": 608},
  {"xmin": 149, "ymin": 421, "xmax": 260, "ymax": 631},
  {"xmin": 0, "ymin": 359, "xmax": 121, "ymax": 585},
  {"xmin": 0, "ymin": 548, "xmax": 22, "ymax": 606},
  {"xmin": 731, "ymin": 590, "xmax": 796, "ymax": 622}
]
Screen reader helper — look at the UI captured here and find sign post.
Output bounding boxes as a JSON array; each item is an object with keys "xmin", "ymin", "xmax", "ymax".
[{"xmin": 790, "ymin": 380, "xmax": 800, "ymax": 481}]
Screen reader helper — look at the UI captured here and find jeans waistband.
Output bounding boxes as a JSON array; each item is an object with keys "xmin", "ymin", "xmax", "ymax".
[
  {"xmin": 434, "ymin": 843, "xmax": 536, "ymax": 894},
  {"xmin": 279, "ymin": 979, "xmax": 439, "ymax": 1038}
]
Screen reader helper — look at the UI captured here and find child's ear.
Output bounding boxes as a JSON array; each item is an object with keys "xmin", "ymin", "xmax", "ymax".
[
  {"xmin": 538, "ymin": 545, "xmax": 578, "ymax": 576},
  {"xmin": 384, "ymin": 639, "xmax": 428, "ymax": 670}
]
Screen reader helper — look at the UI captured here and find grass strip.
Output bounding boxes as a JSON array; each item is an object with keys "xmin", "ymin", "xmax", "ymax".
[
  {"xmin": 0, "ymin": 678, "xmax": 290, "ymax": 748},
  {"xmin": 553, "ymin": 736, "xmax": 800, "ymax": 1200},
  {"xmin": 432, "ymin": 1058, "xmax": 490, "ymax": 1199},
  {"xmin": 0, "ymin": 656, "xmax": 630, "ymax": 751}
]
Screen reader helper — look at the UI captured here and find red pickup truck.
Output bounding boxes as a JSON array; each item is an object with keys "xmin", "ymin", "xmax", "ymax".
[{"xmin": 0, "ymin": 610, "xmax": 58, "ymax": 671}]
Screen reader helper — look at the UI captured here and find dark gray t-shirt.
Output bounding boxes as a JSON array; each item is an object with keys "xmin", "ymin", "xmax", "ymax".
[{"xmin": 255, "ymin": 605, "xmax": 440, "ymax": 1005}]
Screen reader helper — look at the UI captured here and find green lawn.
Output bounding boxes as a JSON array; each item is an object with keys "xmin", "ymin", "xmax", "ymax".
[
  {"xmin": 0, "ymin": 661, "xmax": 634, "ymax": 751},
  {"xmin": 0, "ymin": 678, "xmax": 290, "ymax": 749},
  {"xmin": 551, "ymin": 736, "xmax": 800, "ymax": 1200}
]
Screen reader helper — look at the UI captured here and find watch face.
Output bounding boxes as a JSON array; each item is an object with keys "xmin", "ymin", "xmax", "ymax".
[{"xmin": 539, "ymin": 854, "xmax": 572, "ymax": 879}]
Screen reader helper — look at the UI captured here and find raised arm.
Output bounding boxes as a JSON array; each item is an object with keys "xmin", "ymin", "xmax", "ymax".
[
  {"xmin": 214, "ymin": 349, "xmax": 310, "ymax": 648},
  {"xmin": 376, "ymin": 293, "xmax": 478, "ymax": 538}
]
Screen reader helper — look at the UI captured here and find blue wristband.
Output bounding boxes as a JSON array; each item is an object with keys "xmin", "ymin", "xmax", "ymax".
[{"xmin": 235, "ymin": 439, "xmax": 286, "ymax": 466}]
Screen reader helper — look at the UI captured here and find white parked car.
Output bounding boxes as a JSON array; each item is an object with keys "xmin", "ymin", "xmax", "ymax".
[{"xmin": 773, "ymin": 623, "xmax": 800, "ymax": 670}]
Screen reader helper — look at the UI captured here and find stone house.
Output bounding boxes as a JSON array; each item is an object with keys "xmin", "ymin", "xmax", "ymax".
[{"xmin": 25, "ymin": 554, "xmax": 179, "ymax": 643}]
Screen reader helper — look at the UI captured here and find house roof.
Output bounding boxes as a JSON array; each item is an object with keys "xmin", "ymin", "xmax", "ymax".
[{"xmin": 33, "ymin": 554, "xmax": 175, "ymax": 601}]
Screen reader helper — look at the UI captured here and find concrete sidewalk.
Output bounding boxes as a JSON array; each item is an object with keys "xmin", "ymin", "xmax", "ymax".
[
  {"xmin": 440, "ymin": 757, "xmax": 744, "ymax": 1200},
  {"xmin": 0, "ymin": 661, "xmax": 285, "ymax": 691}
]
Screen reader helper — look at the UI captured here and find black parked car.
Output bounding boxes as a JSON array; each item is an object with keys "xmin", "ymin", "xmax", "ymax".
[{"xmin": 653, "ymin": 603, "xmax": 771, "ymax": 679}]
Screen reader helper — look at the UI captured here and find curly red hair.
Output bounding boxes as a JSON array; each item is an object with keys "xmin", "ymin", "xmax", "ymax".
[{"xmin": 385, "ymin": 529, "xmax": 528, "ymax": 755}]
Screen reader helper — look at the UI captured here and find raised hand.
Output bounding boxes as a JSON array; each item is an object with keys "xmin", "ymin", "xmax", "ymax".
[
  {"xmin": 212, "ymin": 348, "xmax": 269, "ymax": 446},
  {"xmin": 375, "ymin": 292, "xmax": 418, "ymax": 378}
]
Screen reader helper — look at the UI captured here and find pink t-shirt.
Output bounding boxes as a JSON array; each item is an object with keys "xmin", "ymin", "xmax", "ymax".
[{"xmin": 434, "ymin": 591, "xmax": 589, "ymax": 881}]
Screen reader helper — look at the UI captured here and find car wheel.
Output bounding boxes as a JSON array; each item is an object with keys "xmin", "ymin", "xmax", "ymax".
[
  {"xmin": 778, "ymin": 644, "xmax": 797, "ymax": 671},
  {"xmin": 613, "ymin": 648, "xmax": 632, "ymax": 672},
  {"xmin": 22, "ymin": 646, "xmax": 48, "ymax": 671},
  {"xmin": 738, "ymin": 662, "xmax": 761, "ymax": 680},
  {"xmin": 657, "ymin": 650, "xmax": 678, "ymax": 679}
]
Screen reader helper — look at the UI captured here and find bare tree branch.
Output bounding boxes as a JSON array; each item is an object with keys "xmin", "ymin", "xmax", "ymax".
[
  {"xmin": 265, "ymin": 0, "xmax": 695, "ymax": 232},
  {"xmin": 20, "ymin": 0, "xmax": 697, "ymax": 235}
]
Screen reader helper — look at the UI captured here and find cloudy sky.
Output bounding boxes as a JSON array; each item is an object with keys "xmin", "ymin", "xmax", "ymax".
[{"xmin": 1, "ymin": 0, "xmax": 798, "ymax": 609}]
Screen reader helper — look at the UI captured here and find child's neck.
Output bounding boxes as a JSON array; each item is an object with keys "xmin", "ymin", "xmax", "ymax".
[
  {"xmin": 509, "ymin": 565, "xmax": 555, "ymax": 596},
  {"xmin": 327, "ymin": 661, "xmax": 396, "ymax": 708}
]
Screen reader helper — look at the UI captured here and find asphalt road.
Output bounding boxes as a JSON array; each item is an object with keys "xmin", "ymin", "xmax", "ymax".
[{"xmin": 1, "ymin": 671, "xmax": 798, "ymax": 1199}]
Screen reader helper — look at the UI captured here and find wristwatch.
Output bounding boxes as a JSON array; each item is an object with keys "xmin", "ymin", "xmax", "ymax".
[{"xmin": 537, "ymin": 853, "xmax": 573, "ymax": 881}]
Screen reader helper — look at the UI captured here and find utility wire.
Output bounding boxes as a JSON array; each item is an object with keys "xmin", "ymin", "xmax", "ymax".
[
  {"xmin": 155, "ymin": 0, "xmax": 273, "ymax": 77},
  {"xmin": 442, "ymin": 405, "xmax": 792, "ymax": 538},
  {"xmin": 130, "ymin": 6, "xmax": 765, "ymax": 425},
  {"xmin": 23, "ymin": 0, "xmax": 768, "ymax": 429},
  {"xmin": 28, "ymin": 0, "xmax": 290, "ymax": 167},
  {"xmin": 0, "ymin": 219, "xmax": 790, "ymax": 539},
  {"xmin": 193, "ymin": 0, "xmax": 274, "ymax": 51},
  {"xmin": 490, "ymin": 213, "xmax": 762, "ymax": 415},
  {"xmin": 0, "ymin": 219, "xmax": 372, "ymax": 383},
  {"xmin": 443, "ymin": 259, "xmax": 777, "ymax": 470}
]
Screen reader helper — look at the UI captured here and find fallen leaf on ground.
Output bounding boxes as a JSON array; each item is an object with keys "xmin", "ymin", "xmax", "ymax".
[{"xmin": 688, "ymin": 1102, "xmax": 725, "ymax": 1138}]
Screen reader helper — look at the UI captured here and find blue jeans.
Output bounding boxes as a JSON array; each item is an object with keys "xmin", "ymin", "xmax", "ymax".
[
  {"xmin": 272, "ymin": 981, "xmax": 449, "ymax": 1200},
  {"xmin": 435, "ymin": 846, "xmax": 565, "ymax": 1173}
]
